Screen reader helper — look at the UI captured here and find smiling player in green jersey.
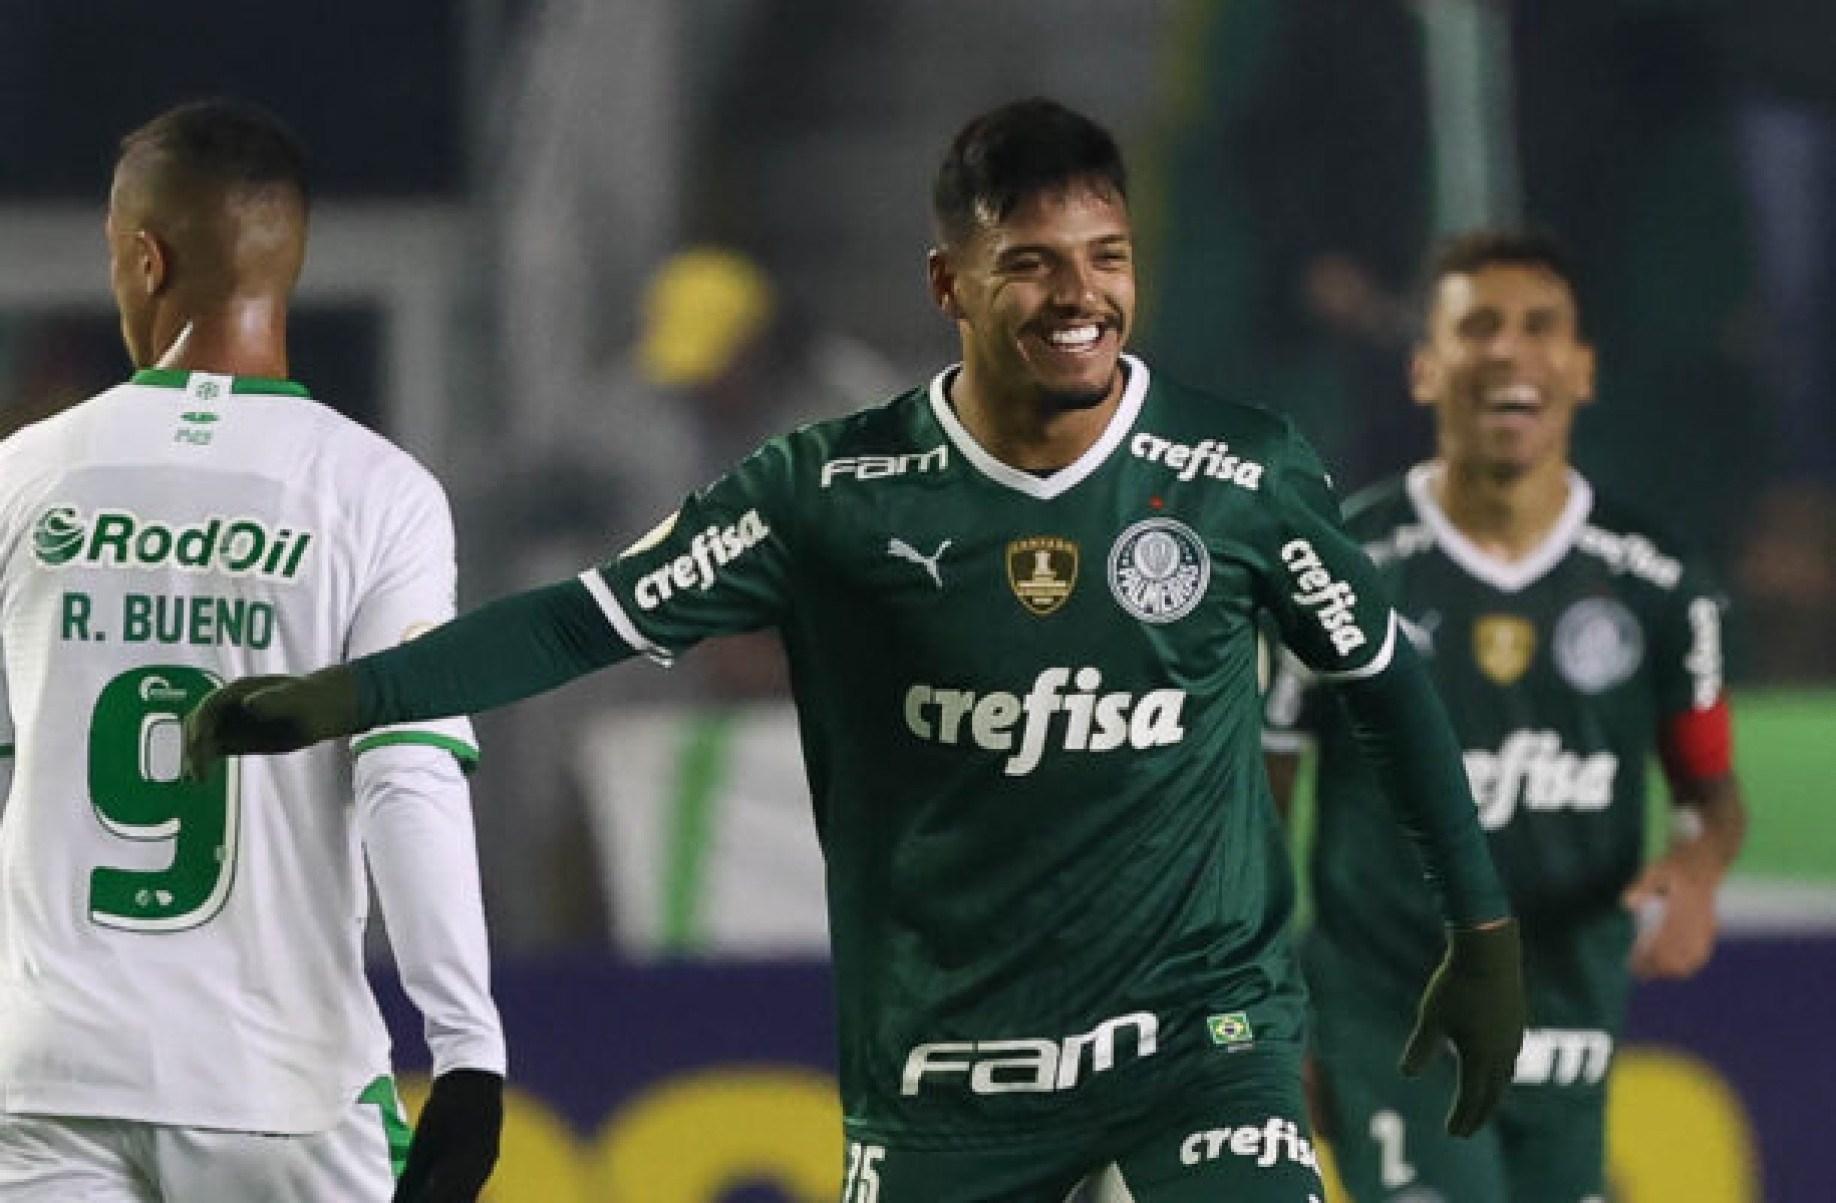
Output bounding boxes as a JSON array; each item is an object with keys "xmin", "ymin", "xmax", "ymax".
[
  {"xmin": 0, "ymin": 101, "xmax": 504, "ymax": 1203},
  {"xmin": 186, "ymin": 99, "xmax": 1524, "ymax": 1202},
  {"xmin": 1264, "ymin": 229, "xmax": 1749, "ymax": 1203}
]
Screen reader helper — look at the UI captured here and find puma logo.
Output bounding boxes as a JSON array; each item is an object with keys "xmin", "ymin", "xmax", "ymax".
[{"xmin": 887, "ymin": 537, "xmax": 950, "ymax": 588}]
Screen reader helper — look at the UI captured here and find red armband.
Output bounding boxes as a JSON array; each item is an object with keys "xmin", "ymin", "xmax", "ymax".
[{"xmin": 1659, "ymin": 697, "xmax": 1733, "ymax": 789}]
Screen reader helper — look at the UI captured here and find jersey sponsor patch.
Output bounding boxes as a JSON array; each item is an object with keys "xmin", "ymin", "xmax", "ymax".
[
  {"xmin": 1179, "ymin": 1117, "xmax": 1319, "ymax": 1171},
  {"xmin": 902, "ymin": 666, "xmax": 1187, "ymax": 776},
  {"xmin": 1473, "ymin": 614, "xmax": 1536, "ymax": 685},
  {"xmin": 1684, "ymin": 596, "xmax": 1724, "ymax": 708},
  {"xmin": 31, "ymin": 505, "xmax": 313, "ymax": 581},
  {"xmin": 1514, "ymin": 1028, "xmax": 1613, "ymax": 1085},
  {"xmin": 1278, "ymin": 539, "xmax": 1366, "ymax": 657},
  {"xmin": 1552, "ymin": 597, "xmax": 1644, "ymax": 693},
  {"xmin": 1465, "ymin": 730, "xmax": 1619, "ymax": 829},
  {"xmin": 1006, "ymin": 536, "xmax": 1078, "ymax": 615},
  {"xmin": 630, "ymin": 510, "xmax": 770, "ymax": 611},
  {"xmin": 900, "ymin": 1010, "xmax": 1157, "ymax": 1096},
  {"xmin": 819, "ymin": 444, "xmax": 948, "ymax": 488},
  {"xmin": 1576, "ymin": 526, "xmax": 1683, "ymax": 588},
  {"xmin": 1129, "ymin": 432, "xmax": 1265, "ymax": 490},
  {"xmin": 1109, "ymin": 518, "xmax": 1209, "ymax": 623}
]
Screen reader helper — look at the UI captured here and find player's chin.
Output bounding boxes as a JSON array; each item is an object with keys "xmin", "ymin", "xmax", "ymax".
[{"xmin": 1032, "ymin": 359, "xmax": 1122, "ymax": 412}]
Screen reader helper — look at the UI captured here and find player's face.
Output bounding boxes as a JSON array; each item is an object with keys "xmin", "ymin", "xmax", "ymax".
[
  {"xmin": 1413, "ymin": 264, "xmax": 1595, "ymax": 477},
  {"xmin": 105, "ymin": 171, "xmax": 156, "ymax": 369},
  {"xmin": 933, "ymin": 182, "xmax": 1135, "ymax": 412}
]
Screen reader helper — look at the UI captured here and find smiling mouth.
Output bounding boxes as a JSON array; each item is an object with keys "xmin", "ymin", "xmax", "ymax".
[
  {"xmin": 1033, "ymin": 322, "xmax": 1112, "ymax": 357},
  {"xmin": 1482, "ymin": 383, "xmax": 1542, "ymax": 415}
]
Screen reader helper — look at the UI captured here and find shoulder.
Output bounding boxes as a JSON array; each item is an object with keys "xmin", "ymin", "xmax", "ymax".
[
  {"xmin": 1572, "ymin": 483, "xmax": 1706, "ymax": 594},
  {"xmin": 298, "ymin": 400, "xmax": 450, "ymax": 508},
  {"xmin": 1340, "ymin": 474, "xmax": 1420, "ymax": 550},
  {"xmin": 1138, "ymin": 365, "xmax": 1298, "ymax": 459},
  {"xmin": 751, "ymin": 381, "xmax": 940, "ymax": 487},
  {"xmin": 0, "ymin": 385, "xmax": 124, "ymax": 507}
]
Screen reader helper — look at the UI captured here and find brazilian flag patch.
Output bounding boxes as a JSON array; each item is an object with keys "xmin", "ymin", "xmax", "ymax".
[{"xmin": 1207, "ymin": 1011, "xmax": 1254, "ymax": 1047}]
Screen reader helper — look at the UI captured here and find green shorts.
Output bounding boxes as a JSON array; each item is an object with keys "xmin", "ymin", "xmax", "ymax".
[
  {"xmin": 1312, "ymin": 1009, "xmax": 1607, "ymax": 1203},
  {"xmin": 840, "ymin": 1052, "xmax": 1327, "ymax": 1203}
]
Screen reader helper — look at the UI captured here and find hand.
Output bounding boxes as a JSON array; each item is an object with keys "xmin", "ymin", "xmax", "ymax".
[
  {"xmin": 392, "ymin": 1069, "xmax": 504, "ymax": 1203},
  {"xmin": 181, "ymin": 667, "xmax": 361, "ymax": 780},
  {"xmin": 1401, "ymin": 919, "xmax": 1526, "ymax": 1137},
  {"xmin": 1624, "ymin": 848, "xmax": 1720, "ymax": 980},
  {"xmin": 1301, "ymin": 1052, "xmax": 1334, "ymax": 1142}
]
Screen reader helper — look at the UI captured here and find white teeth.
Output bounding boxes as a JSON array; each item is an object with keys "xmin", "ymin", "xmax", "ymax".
[
  {"xmin": 1046, "ymin": 324, "xmax": 1100, "ymax": 349},
  {"xmin": 1485, "ymin": 383, "xmax": 1540, "ymax": 406}
]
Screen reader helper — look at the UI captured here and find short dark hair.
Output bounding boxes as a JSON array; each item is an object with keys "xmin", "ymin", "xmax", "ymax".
[
  {"xmin": 119, "ymin": 98, "xmax": 308, "ymax": 207},
  {"xmin": 1424, "ymin": 227, "xmax": 1578, "ymax": 310},
  {"xmin": 932, "ymin": 98, "xmax": 1127, "ymax": 246}
]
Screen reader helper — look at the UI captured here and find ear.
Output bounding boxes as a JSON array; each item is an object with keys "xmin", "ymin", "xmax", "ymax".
[
  {"xmin": 1409, "ymin": 344, "xmax": 1440, "ymax": 408},
  {"xmin": 135, "ymin": 229, "xmax": 170, "ymax": 298},
  {"xmin": 927, "ymin": 248, "xmax": 962, "ymax": 320},
  {"xmin": 1571, "ymin": 340, "xmax": 1598, "ymax": 409}
]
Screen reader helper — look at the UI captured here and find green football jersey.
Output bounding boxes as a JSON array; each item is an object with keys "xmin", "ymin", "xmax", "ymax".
[
  {"xmin": 1267, "ymin": 463, "xmax": 1725, "ymax": 1085},
  {"xmin": 587, "ymin": 357, "xmax": 1408, "ymax": 1146}
]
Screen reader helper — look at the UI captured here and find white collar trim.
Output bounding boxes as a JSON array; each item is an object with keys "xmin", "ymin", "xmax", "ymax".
[
  {"xmin": 1405, "ymin": 462, "xmax": 1592, "ymax": 593},
  {"xmin": 926, "ymin": 353, "xmax": 1149, "ymax": 500}
]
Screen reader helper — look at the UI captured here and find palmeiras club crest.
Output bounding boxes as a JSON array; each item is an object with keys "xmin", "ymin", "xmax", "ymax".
[{"xmin": 1107, "ymin": 517, "xmax": 1210, "ymax": 624}]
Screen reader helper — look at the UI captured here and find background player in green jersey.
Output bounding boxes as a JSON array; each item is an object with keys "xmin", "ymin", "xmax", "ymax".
[
  {"xmin": 1265, "ymin": 229, "xmax": 1749, "ymax": 1202},
  {"xmin": 0, "ymin": 102, "xmax": 504, "ymax": 1203},
  {"xmin": 185, "ymin": 99, "xmax": 1524, "ymax": 1202}
]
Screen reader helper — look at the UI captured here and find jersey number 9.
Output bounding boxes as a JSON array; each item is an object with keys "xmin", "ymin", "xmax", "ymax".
[{"xmin": 87, "ymin": 665, "xmax": 241, "ymax": 931}]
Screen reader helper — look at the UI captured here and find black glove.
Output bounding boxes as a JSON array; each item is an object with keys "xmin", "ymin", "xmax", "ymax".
[
  {"xmin": 181, "ymin": 667, "xmax": 362, "ymax": 779},
  {"xmin": 1401, "ymin": 918, "xmax": 1526, "ymax": 1137},
  {"xmin": 392, "ymin": 1069, "xmax": 504, "ymax": 1203}
]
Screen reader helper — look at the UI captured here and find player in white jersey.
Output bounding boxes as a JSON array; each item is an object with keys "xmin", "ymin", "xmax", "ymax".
[{"xmin": 0, "ymin": 100, "xmax": 505, "ymax": 1202}]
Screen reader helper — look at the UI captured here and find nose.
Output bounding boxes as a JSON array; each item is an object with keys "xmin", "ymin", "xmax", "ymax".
[
  {"xmin": 1049, "ymin": 256, "xmax": 1102, "ymax": 311},
  {"xmin": 1481, "ymin": 320, "xmax": 1531, "ymax": 362}
]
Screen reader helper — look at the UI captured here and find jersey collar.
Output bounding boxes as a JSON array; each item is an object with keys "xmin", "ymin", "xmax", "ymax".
[
  {"xmin": 130, "ymin": 368, "xmax": 310, "ymax": 398},
  {"xmin": 926, "ymin": 353, "xmax": 1149, "ymax": 500},
  {"xmin": 1405, "ymin": 461, "xmax": 1592, "ymax": 593}
]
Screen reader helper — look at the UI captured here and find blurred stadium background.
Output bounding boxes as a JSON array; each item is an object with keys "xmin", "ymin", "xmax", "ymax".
[{"xmin": 1, "ymin": 2, "xmax": 1831, "ymax": 1199}]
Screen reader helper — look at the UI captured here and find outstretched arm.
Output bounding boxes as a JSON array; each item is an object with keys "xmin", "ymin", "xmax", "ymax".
[{"xmin": 185, "ymin": 578, "xmax": 630, "ymax": 773}]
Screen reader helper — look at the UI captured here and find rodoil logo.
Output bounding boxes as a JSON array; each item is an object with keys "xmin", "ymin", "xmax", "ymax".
[{"xmin": 31, "ymin": 506, "xmax": 312, "ymax": 580}]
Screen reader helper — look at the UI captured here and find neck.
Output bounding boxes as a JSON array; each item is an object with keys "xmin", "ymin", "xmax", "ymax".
[
  {"xmin": 950, "ymin": 359, "xmax": 1123, "ymax": 472},
  {"xmin": 1431, "ymin": 456, "xmax": 1574, "ymax": 561},
  {"xmin": 152, "ymin": 295, "xmax": 291, "ymax": 379}
]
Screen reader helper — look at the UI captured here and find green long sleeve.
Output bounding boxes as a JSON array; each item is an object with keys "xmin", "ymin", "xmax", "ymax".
[
  {"xmin": 1336, "ymin": 637, "xmax": 1511, "ymax": 927},
  {"xmin": 354, "ymin": 579, "xmax": 634, "ymax": 728}
]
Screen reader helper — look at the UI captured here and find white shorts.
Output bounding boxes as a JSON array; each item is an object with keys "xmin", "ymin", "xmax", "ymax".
[{"xmin": 0, "ymin": 1076, "xmax": 409, "ymax": 1202}]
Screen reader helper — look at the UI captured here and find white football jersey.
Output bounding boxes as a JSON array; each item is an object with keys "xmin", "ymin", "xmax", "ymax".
[{"xmin": 0, "ymin": 369, "xmax": 478, "ymax": 1133}]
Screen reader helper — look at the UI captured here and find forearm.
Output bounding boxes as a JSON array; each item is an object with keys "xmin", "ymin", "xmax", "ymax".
[
  {"xmin": 358, "ymin": 745, "xmax": 507, "ymax": 1077},
  {"xmin": 1670, "ymin": 774, "xmax": 1747, "ymax": 879},
  {"xmin": 355, "ymin": 578, "xmax": 632, "ymax": 728},
  {"xmin": 1335, "ymin": 643, "xmax": 1509, "ymax": 927}
]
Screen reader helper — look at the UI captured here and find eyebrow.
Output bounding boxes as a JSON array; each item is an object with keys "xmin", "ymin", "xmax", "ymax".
[{"xmin": 995, "ymin": 232, "xmax": 1133, "ymax": 258}]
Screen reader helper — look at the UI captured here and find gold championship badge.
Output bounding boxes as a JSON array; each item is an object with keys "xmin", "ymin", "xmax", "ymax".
[
  {"xmin": 1473, "ymin": 615, "xmax": 1537, "ymax": 685},
  {"xmin": 1007, "ymin": 536, "xmax": 1079, "ymax": 615}
]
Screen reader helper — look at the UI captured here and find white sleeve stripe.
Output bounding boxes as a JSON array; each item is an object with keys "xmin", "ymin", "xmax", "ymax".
[
  {"xmin": 1261, "ymin": 731, "xmax": 1316, "ymax": 753},
  {"xmin": 576, "ymin": 569, "xmax": 674, "ymax": 666},
  {"xmin": 1311, "ymin": 611, "xmax": 1399, "ymax": 682}
]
